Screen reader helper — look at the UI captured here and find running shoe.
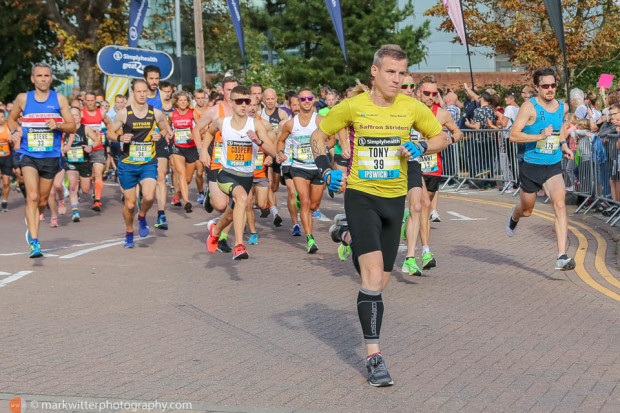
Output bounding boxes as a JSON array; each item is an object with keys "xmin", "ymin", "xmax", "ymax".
[
  {"xmin": 138, "ymin": 216, "xmax": 149, "ymax": 237},
  {"xmin": 506, "ymin": 205, "xmax": 518, "ymax": 237},
  {"xmin": 248, "ymin": 233, "xmax": 258, "ymax": 245},
  {"xmin": 329, "ymin": 213, "xmax": 348, "ymax": 243},
  {"xmin": 197, "ymin": 192, "xmax": 205, "ymax": 205},
  {"xmin": 206, "ymin": 220, "xmax": 219, "ymax": 253},
  {"xmin": 422, "ymin": 252, "xmax": 436, "ymax": 270},
  {"xmin": 39, "ymin": 213, "xmax": 45, "ymax": 221},
  {"xmin": 260, "ymin": 207, "xmax": 270, "ymax": 218},
  {"xmin": 402, "ymin": 257, "xmax": 422, "ymax": 276},
  {"xmin": 124, "ymin": 232, "xmax": 135, "ymax": 248},
  {"xmin": 338, "ymin": 243, "xmax": 352, "ymax": 261},
  {"xmin": 430, "ymin": 210, "xmax": 441, "ymax": 222},
  {"xmin": 307, "ymin": 234, "xmax": 318, "ymax": 254},
  {"xmin": 273, "ymin": 214, "xmax": 283, "ymax": 227},
  {"xmin": 91, "ymin": 201, "xmax": 102, "ymax": 212},
  {"xmin": 555, "ymin": 255, "xmax": 576, "ymax": 271},
  {"xmin": 184, "ymin": 202, "xmax": 193, "ymax": 213},
  {"xmin": 401, "ymin": 210, "xmax": 410, "ymax": 241},
  {"xmin": 49, "ymin": 217, "xmax": 58, "ymax": 228},
  {"xmin": 171, "ymin": 195, "xmax": 182, "ymax": 206},
  {"xmin": 1, "ymin": 201, "xmax": 7, "ymax": 212},
  {"xmin": 328, "ymin": 189, "xmax": 335, "ymax": 198},
  {"xmin": 233, "ymin": 243, "xmax": 249, "ymax": 260},
  {"xmin": 217, "ymin": 239, "xmax": 232, "ymax": 253},
  {"xmin": 29, "ymin": 239, "xmax": 43, "ymax": 259},
  {"xmin": 154, "ymin": 214, "xmax": 168, "ymax": 230},
  {"xmin": 291, "ymin": 224, "xmax": 301, "ymax": 236},
  {"xmin": 203, "ymin": 189, "xmax": 213, "ymax": 213},
  {"xmin": 58, "ymin": 201, "xmax": 66, "ymax": 215},
  {"xmin": 72, "ymin": 210, "xmax": 81, "ymax": 222},
  {"xmin": 366, "ymin": 353, "xmax": 394, "ymax": 387},
  {"xmin": 312, "ymin": 210, "xmax": 324, "ymax": 219}
]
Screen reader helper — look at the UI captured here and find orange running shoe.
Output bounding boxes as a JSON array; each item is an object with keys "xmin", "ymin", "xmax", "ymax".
[
  {"xmin": 233, "ymin": 244, "xmax": 249, "ymax": 260},
  {"xmin": 206, "ymin": 220, "xmax": 219, "ymax": 253}
]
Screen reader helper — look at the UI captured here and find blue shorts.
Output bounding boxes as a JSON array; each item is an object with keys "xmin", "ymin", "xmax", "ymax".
[{"xmin": 118, "ymin": 161, "xmax": 157, "ymax": 189}]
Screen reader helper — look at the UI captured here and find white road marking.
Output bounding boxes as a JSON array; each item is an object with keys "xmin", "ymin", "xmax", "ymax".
[
  {"xmin": 0, "ymin": 238, "xmax": 128, "ymax": 257},
  {"xmin": 446, "ymin": 211, "xmax": 487, "ymax": 221},
  {"xmin": 58, "ymin": 236, "xmax": 154, "ymax": 259},
  {"xmin": 0, "ymin": 271, "xmax": 33, "ymax": 288},
  {"xmin": 194, "ymin": 221, "xmax": 209, "ymax": 226},
  {"xmin": 0, "ymin": 271, "xmax": 10, "ymax": 276}
]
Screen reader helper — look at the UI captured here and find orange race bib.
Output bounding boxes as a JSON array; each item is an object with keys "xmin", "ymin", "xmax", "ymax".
[{"xmin": 226, "ymin": 140, "xmax": 253, "ymax": 167}]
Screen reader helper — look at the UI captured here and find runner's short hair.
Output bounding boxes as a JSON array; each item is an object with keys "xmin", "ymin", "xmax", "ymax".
[
  {"xmin": 298, "ymin": 88, "xmax": 314, "ymax": 96},
  {"xmin": 222, "ymin": 76, "xmax": 238, "ymax": 88},
  {"xmin": 417, "ymin": 75, "xmax": 437, "ymax": 88},
  {"xmin": 143, "ymin": 65, "xmax": 161, "ymax": 78},
  {"xmin": 230, "ymin": 85, "xmax": 250, "ymax": 96},
  {"xmin": 31, "ymin": 62, "xmax": 52, "ymax": 76},
  {"xmin": 533, "ymin": 68, "xmax": 557, "ymax": 86},
  {"xmin": 373, "ymin": 44, "xmax": 407, "ymax": 67}
]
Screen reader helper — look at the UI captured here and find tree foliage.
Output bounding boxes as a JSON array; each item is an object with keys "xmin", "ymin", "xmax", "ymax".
[
  {"xmin": 248, "ymin": 0, "xmax": 431, "ymax": 91},
  {"xmin": 0, "ymin": 0, "xmax": 60, "ymax": 102},
  {"xmin": 425, "ymin": 0, "xmax": 620, "ymax": 84}
]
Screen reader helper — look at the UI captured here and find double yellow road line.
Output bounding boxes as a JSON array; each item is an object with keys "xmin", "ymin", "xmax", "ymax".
[{"xmin": 444, "ymin": 194, "xmax": 620, "ymax": 302}]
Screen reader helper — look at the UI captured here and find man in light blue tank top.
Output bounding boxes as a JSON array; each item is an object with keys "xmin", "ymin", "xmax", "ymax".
[
  {"xmin": 7, "ymin": 62, "xmax": 76, "ymax": 258},
  {"xmin": 506, "ymin": 68, "xmax": 576, "ymax": 271}
]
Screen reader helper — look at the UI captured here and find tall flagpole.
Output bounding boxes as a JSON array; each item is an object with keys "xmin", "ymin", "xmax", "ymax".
[{"xmin": 459, "ymin": 0, "xmax": 475, "ymax": 89}]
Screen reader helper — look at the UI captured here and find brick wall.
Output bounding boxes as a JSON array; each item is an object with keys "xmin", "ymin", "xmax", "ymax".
[{"xmin": 414, "ymin": 72, "xmax": 532, "ymax": 90}]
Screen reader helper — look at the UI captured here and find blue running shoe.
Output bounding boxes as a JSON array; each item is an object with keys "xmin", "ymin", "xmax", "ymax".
[
  {"xmin": 29, "ymin": 239, "xmax": 42, "ymax": 258},
  {"xmin": 312, "ymin": 210, "xmax": 323, "ymax": 219},
  {"xmin": 25, "ymin": 228, "xmax": 32, "ymax": 245},
  {"xmin": 291, "ymin": 224, "xmax": 301, "ymax": 236},
  {"xmin": 154, "ymin": 213, "xmax": 168, "ymax": 230},
  {"xmin": 248, "ymin": 233, "xmax": 258, "ymax": 245},
  {"xmin": 138, "ymin": 216, "xmax": 149, "ymax": 237},
  {"xmin": 124, "ymin": 232, "xmax": 135, "ymax": 248}
]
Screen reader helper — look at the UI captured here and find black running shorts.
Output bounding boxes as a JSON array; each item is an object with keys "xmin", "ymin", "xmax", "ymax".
[
  {"xmin": 407, "ymin": 161, "xmax": 423, "ymax": 190},
  {"xmin": 423, "ymin": 175, "xmax": 442, "ymax": 193},
  {"xmin": 344, "ymin": 188, "xmax": 406, "ymax": 273},
  {"xmin": 0, "ymin": 156, "xmax": 13, "ymax": 176},
  {"xmin": 216, "ymin": 169, "xmax": 253, "ymax": 197},
  {"xmin": 270, "ymin": 160, "xmax": 282, "ymax": 175},
  {"xmin": 155, "ymin": 139, "xmax": 171, "ymax": 159},
  {"xmin": 171, "ymin": 145, "xmax": 199, "ymax": 163},
  {"xmin": 19, "ymin": 154, "xmax": 61, "ymax": 180},
  {"xmin": 518, "ymin": 161, "xmax": 563, "ymax": 194},
  {"xmin": 291, "ymin": 167, "xmax": 324, "ymax": 185},
  {"xmin": 281, "ymin": 165, "xmax": 293, "ymax": 181},
  {"xmin": 63, "ymin": 160, "xmax": 92, "ymax": 178}
]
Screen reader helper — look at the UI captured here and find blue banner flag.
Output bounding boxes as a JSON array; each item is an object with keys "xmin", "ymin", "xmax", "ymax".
[
  {"xmin": 227, "ymin": 0, "xmax": 246, "ymax": 67},
  {"xmin": 129, "ymin": 0, "xmax": 149, "ymax": 48},
  {"xmin": 324, "ymin": 0, "xmax": 347, "ymax": 62}
]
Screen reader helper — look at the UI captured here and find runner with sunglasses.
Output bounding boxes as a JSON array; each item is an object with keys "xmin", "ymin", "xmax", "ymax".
[
  {"xmin": 399, "ymin": 72, "xmax": 415, "ymax": 97},
  {"xmin": 311, "ymin": 45, "xmax": 449, "ymax": 387},
  {"xmin": 402, "ymin": 75, "xmax": 461, "ymax": 275},
  {"xmin": 202, "ymin": 86, "xmax": 277, "ymax": 260},
  {"xmin": 506, "ymin": 68, "xmax": 576, "ymax": 271},
  {"xmin": 277, "ymin": 88, "xmax": 333, "ymax": 253}
]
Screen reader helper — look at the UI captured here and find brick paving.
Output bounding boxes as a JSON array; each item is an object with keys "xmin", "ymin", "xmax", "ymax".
[{"xmin": 0, "ymin": 184, "xmax": 618, "ymax": 412}]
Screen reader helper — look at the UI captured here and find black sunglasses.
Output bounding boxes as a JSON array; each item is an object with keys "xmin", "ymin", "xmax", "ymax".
[{"xmin": 233, "ymin": 98, "xmax": 251, "ymax": 105}]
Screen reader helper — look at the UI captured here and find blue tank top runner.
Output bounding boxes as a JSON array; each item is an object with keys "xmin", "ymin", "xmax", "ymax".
[
  {"xmin": 522, "ymin": 97, "xmax": 564, "ymax": 165},
  {"xmin": 18, "ymin": 90, "xmax": 63, "ymax": 159},
  {"xmin": 146, "ymin": 88, "xmax": 162, "ymax": 111}
]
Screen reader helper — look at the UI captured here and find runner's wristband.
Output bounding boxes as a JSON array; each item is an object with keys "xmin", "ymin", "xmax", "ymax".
[
  {"xmin": 315, "ymin": 154, "xmax": 332, "ymax": 176},
  {"xmin": 560, "ymin": 140, "xmax": 567, "ymax": 146},
  {"xmin": 419, "ymin": 140, "xmax": 428, "ymax": 153}
]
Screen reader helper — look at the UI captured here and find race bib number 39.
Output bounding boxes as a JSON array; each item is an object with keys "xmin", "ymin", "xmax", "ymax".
[
  {"xmin": 226, "ymin": 140, "xmax": 253, "ymax": 167},
  {"xmin": 129, "ymin": 141, "xmax": 153, "ymax": 162},
  {"xmin": 357, "ymin": 136, "xmax": 401, "ymax": 179},
  {"xmin": 27, "ymin": 129, "xmax": 54, "ymax": 152},
  {"xmin": 535, "ymin": 132, "xmax": 560, "ymax": 154}
]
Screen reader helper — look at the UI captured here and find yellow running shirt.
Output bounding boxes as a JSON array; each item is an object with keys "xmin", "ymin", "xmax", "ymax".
[{"xmin": 319, "ymin": 92, "xmax": 443, "ymax": 198}]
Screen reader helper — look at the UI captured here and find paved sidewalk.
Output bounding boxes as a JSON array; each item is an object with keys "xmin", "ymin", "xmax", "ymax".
[{"xmin": 0, "ymin": 185, "xmax": 618, "ymax": 412}]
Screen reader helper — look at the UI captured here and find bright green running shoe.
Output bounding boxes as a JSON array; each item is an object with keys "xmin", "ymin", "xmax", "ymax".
[
  {"xmin": 422, "ymin": 252, "xmax": 436, "ymax": 269},
  {"xmin": 400, "ymin": 210, "xmax": 410, "ymax": 241},
  {"xmin": 401, "ymin": 256, "xmax": 421, "ymax": 276},
  {"xmin": 338, "ymin": 243, "xmax": 352, "ymax": 261},
  {"xmin": 307, "ymin": 234, "xmax": 318, "ymax": 253}
]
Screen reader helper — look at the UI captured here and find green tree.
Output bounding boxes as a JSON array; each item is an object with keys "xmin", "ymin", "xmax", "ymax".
[
  {"xmin": 0, "ymin": 0, "xmax": 61, "ymax": 102},
  {"xmin": 249, "ymin": 0, "xmax": 431, "ymax": 91}
]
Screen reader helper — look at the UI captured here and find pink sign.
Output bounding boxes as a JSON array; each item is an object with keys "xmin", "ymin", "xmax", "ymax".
[{"xmin": 597, "ymin": 74, "xmax": 614, "ymax": 89}]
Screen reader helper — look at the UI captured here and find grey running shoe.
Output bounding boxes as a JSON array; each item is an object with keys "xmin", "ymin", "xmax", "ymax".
[
  {"xmin": 506, "ymin": 205, "xmax": 518, "ymax": 237},
  {"xmin": 366, "ymin": 353, "xmax": 394, "ymax": 387},
  {"xmin": 217, "ymin": 239, "xmax": 232, "ymax": 253},
  {"xmin": 555, "ymin": 255, "xmax": 576, "ymax": 271},
  {"xmin": 329, "ymin": 213, "xmax": 348, "ymax": 243}
]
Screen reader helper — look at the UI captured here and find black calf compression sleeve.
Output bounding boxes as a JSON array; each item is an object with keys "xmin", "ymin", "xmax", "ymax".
[{"xmin": 357, "ymin": 288, "xmax": 383, "ymax": 344}]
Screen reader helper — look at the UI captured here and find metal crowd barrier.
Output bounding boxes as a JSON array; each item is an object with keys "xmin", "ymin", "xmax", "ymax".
[
  {"xmin": 439, "ymin": 129, "xmax": 520, "ymax": 192},
  {"xmin": 434, "ymin": 128, "xmax": 620, "ymax": 227}
]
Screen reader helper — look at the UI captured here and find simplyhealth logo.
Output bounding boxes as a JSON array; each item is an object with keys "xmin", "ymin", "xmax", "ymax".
[{"xmin": 9, "ymin": 397, "xmax": 21, "ymax": 413}]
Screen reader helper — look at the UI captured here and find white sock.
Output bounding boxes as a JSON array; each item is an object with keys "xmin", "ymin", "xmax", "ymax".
[
  {"xmin": 422, "ymin": 245, "xmax": 430, "ymax": 254},
  {"xmin": 270, "ymin": 205, "xmax": 279, "ymax": 215}
]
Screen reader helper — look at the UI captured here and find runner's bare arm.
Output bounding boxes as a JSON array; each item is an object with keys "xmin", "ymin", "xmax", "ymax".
[
  {"xmin": 438, "ymin": 108, "xmax": 462, "ymax": 143},
  {"xmin": 250, "ymin": 118, "xmax": 277, "ymax": 158},
  {"xmin": 107, "ymin": 109, "xmax": 127, "ymax": 142},
  {"xmin": 153, "ymin": 109, "xmax": 168, "ymax": 142},
  {"xmin": 261, "ymin": 119, "xmax": 277, "ymax": 143},
  {"xmin": 7, "ymin": 93, "xmax": 26, "ymax": 143},
  {"xmin": 62, "ymin": 134, "xmax": 75, "ymax": 153},
  {"xmin": 277, "ymin": 119, "xmax": 293, "ymax": 153},
  {"xmin": 85, "ymin": 126, "xmax": 101, "ymax": 148},
  {"xmin": 192, "ymin": 106, "xmax": 218, "ymax": 143},
  {"xmin": 310, "ymin": 128, "xmax": 328, "ymax": 159},
  {"xmin": 199, "ymin": 118, "xmax": 222, "ymax": 167},
  {"xmin": 54, "ymin": 94, "xmax": 77, "ymax": 134},
  {"xmin": 510, "ymin": 101, "xmax": 550, "ymax": 143}
]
